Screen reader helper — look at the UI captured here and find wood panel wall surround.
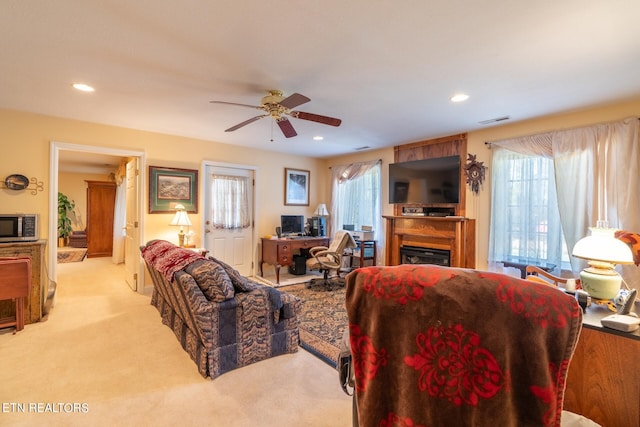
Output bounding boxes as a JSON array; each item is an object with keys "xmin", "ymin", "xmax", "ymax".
[
  {"xmin": 393, "ymin": 133, "xmax": 467, "ymax": 217},
  {"xmin": 563, "ymin": 325, "xmax": 640, "ymax": 427},
  {"xmin": 384, "ymin": 216, "xmax": 475, "ymax": 268},
  {"xmin": 0, "ymin": 240, "xmax": 46, "ymax": 324},
  {"xmin": 388, "ymin": 134, "xmax": 475, "ymax": 268},
  {"xmin": 86, "ymin": 180, "xmax": 116, "ymax": 258}
]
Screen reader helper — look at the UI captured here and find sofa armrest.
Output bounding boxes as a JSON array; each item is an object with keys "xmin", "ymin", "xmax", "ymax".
[{"xmin": 279, "ymin": 291, "xmax": 301, "ymax": 320}]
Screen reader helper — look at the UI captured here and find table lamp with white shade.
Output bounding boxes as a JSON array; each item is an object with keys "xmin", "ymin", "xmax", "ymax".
[
  {"xmin": 572, "ymin": 222, "xmax": 634, "ymax": 300},
  {"xmin": 314, "ymin": 203, "xmax": 329, "ymax": 216},
  {"xmin": 169, "ymin": 204, "xmax": 191, "ymax": 247}
]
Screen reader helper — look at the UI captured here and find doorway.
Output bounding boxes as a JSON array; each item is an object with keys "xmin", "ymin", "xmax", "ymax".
[
  {"xmin": 50, "ymin": 141, "xmax": 146, "ymax": 293},
  {"xmin": 202, "ymin": 161, "xmax": 257, "ymax": 277}
]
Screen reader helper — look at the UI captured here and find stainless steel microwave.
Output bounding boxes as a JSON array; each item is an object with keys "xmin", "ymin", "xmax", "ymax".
[{"xmin": 0, "ymin": 214, "xmax": 38, "ymax": 242}]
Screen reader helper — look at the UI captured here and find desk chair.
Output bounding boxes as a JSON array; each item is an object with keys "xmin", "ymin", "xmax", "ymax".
[
  {"xmin": 306, "ymin": 230, "xmax": 357, "ymax": 290},
  {"xmin": 342, "ymin": 265, "xmax": 598, "ymax": 426}
]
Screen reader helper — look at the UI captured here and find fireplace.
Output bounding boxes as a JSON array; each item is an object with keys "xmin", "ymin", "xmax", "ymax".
[{"xmin": 400, "ymin": 245, "xmax": 450, "ymax": 266}]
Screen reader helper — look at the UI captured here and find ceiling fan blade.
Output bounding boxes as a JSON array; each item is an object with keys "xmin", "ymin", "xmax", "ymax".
[
  {"xmin": 292, "ymin": 111, "xmax": 342, "ymax": 127},
  {"xmin": 225, "ymin": 115, "xmax": 266, "ymax": 132},
  {"xmin": 279, "ymin": 93, "xmax": 310, "ymax": 109},
  {"xmin": 210, "ymin": 100, "xmax": 263, "ymax": 110},
  {"xmin": 277, "ymin": 118, "xmax": 298, "ymax": 138}
]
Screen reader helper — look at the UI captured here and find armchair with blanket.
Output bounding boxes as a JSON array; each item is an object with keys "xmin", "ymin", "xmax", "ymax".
[
  {"xmin": 140, "ymin": 240, "xmax": 301, "ymax": 379},
  {"xmin": 342, "ymin": 264, "xmax": 596, "ymax": 426}
]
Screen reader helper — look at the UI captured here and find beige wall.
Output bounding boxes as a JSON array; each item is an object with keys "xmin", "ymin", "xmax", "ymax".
[
  {"xmin": 58, "ymin": 172, "xmax": 112, "ymax": 231},
  {"xmin": 0, "ymin": 109, "xmax": 326, "ymax": 266},
  {"xmin": 324, "ymin": 98, "xmax": 640, "ymax": 268},
  {"xmin": 2, "ymin": 98, "xmax": 638, "ymax": 274}
]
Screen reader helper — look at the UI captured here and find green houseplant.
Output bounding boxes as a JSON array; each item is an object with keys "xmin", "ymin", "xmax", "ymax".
[{"xmin": 57, "ymin": 192, "xmax": 75, "ymax": 246}]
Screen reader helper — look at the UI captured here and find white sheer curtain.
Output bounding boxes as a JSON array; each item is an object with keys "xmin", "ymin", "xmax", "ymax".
[
  {"xmin": 488, "ymin": 147, "xmax": 564, "ymax": 271},
  {"xmin": 112, "ymin": 161, "xmax": 127, "ymax": 264},
  {"xmin": 330, "ymin": 160, "xmax": 382, "ymax": 264},
  {"xmin": 211, "ymin": 174, "xmax": 250, "ymax": 229},
  {"xmin": 490, "ymin": 117, "xmax": 640, "ymax": 288},
  {"xmin": 552, "ymin": 118, "xmax": 640, "ymax": 285}
]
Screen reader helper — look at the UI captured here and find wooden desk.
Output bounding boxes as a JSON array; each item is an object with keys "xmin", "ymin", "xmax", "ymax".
[
  {"xmin": 260, "ymin": 237, "xmax": 329, "ymax": 284},
  {"xmin": 564, "ymin": 304, "xmax": 640, "ymax": 427}
]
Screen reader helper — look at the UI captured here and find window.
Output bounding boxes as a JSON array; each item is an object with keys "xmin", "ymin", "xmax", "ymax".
[
  {"xmin": 330, "ymin": 160, "xmax": 382, "ymax": 261},
  {"xmin": 334, "ymin": 167, "xmax": 380, "ymax": 230},
  {"xmin": 489, "ymin": 149, "xmax": 569, "ymax": 272},
  {"xmin": 210, "ymin": 174, "xmax": 250, "ymax": 229}
]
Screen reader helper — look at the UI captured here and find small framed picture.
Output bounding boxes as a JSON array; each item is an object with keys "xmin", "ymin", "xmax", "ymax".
[
  {"xmin": 149, "ymin": 166, "xmax": 198, "ymax": 213},
  {"xmin": 284, "ymin": 168, "xmax": 310, "ymax": 206}
]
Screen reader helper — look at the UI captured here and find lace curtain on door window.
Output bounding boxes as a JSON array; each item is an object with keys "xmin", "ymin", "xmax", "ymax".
[{"xmin": 211, "ymin": 174, "xmax": 251, "ymax": 229}]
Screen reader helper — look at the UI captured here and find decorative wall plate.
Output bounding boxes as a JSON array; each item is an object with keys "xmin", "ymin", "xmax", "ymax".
[{"xmin": 4, "ymin": 174, "xmax": 29, "ymax": 190}]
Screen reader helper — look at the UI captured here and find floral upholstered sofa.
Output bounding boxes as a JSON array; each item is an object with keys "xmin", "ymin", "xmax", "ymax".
[{"xmin": 140, "ymin": 240, "xmax": 301, "ymax": 379}]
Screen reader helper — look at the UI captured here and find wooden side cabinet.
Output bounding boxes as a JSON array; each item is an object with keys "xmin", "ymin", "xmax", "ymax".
[
  {"xmin": 0, "ymin": 240, "xmax": 46, "ymax": 324},
  {"xmin": 564, "ymin": 308, "xmax": 640, "ymax": 427}
]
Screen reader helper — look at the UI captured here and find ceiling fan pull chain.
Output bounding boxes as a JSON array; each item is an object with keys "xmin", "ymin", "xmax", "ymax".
[{"xmin": 270, "ymin": 119, "xmax": 274, "ymax": 143}]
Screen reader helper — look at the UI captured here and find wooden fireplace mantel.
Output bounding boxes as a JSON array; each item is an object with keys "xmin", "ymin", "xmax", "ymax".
[{"xmin": 384, "ymin": 215, "xmax": 475, "ymax": 268}]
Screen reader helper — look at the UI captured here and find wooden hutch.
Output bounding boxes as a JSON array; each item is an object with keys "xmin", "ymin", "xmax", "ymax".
[{"xmin": 384, "ymin": 133, "xmax": 476, "ymax": 268}]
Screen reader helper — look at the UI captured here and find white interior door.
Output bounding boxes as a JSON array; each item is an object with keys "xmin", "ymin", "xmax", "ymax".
[
  {"xmin": 204, "ymin": 165, "xmax": 255, "ymax": 276},
  {"xmin": 124, "ymin": 158, "xmax": 140, "ymax": 291}
]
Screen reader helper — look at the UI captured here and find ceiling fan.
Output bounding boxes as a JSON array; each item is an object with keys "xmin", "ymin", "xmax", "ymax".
[{"xmin": 210, "ymin": 90, "xmax": 342, "ymax": 138}]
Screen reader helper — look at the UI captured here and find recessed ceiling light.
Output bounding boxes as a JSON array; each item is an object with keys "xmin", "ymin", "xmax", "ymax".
[
  {"xmin": 450, "ymin": 93, "xmax": 469, "ymax": 103},
  {"xmin": 72, "ymin": 83, "xmax": 95, "ymax": 92},
  {"xmin": 313, "ymin": 136, "xmax": 324, "ymax": 141}
]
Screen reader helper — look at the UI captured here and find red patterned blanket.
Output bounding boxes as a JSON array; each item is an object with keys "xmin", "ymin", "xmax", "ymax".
[
  {"xmin": 615, "ymin": 230, "xmax": 640, "ymax": 266},
  {"xmin": 140, "ymin": 239, "xmax": 204, "ymax": 282},
  {"xmin": 345, "ymin": 264, "xmax": 583, "ymax": 427}
]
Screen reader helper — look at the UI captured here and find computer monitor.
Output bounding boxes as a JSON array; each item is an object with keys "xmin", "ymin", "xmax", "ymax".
[{"xmin": 281, "ymin": 215, "xmax": 304, "ymax": 236}]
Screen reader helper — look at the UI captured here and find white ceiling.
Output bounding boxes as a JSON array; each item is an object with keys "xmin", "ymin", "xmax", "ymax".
[{"xmin": 3, "ymin": 0, "xmax": 640, "ymax": 162}]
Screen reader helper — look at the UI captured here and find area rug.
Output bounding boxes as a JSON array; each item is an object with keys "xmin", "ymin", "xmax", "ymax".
[
  {"xmin": 252, "ymin": 269, "xmax": 324, "ymax": 288},
  {"xmin": 57, "ymin": 247, "xmax": 88, "ymax": 263},
  {"xmin": 279, "ymin": 283, "xmax": 347, "ymax": 368}
]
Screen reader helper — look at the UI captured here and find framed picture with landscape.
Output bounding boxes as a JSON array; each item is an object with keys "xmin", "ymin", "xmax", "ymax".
[
  {"xmin": 284, "ymin": 168, "xmax": 310, "ymax": 206},
  {"xmin": 148, "ymin": 166, "xmax": 198, "ymax": 213}
]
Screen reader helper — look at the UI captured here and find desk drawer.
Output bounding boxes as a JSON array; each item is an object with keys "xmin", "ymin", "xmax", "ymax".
[{"xmin": 277, "ymin": 244, "xmax": 291, "ymax": 265}]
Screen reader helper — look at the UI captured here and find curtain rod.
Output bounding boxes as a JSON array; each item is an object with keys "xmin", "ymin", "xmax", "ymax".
[
  {"xmin": 484, "ymin": 116, "xmax": 640, "ymax": 148},
  {"xmin": 329, "ymin": 159, "xmax": 382, "ymax": 169}
]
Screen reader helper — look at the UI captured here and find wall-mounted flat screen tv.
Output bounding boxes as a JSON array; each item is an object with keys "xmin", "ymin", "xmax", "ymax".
[{"xmin": 389, "ymin": 156, "xmax": 460, "ymax": 204}]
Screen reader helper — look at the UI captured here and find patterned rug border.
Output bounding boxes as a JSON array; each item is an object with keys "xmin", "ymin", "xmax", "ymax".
[
  {"xmin": 278, "ymin": 282, "xmax": 347, "ymax": 368},
  {"xmin": 57, "ymin": 247, "xmax": 88, "ymax": 263}
]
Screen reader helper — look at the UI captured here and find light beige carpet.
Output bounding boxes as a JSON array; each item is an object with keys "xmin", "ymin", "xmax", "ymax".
[{"xmin": 0, "ymin": 257, "xmax": 352, "ymax": 427}]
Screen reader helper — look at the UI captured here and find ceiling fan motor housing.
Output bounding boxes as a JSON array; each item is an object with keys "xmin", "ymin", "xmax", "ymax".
[{"xmin": 261, "ymin": 90, "xmax": 285, "ymax": 106}]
